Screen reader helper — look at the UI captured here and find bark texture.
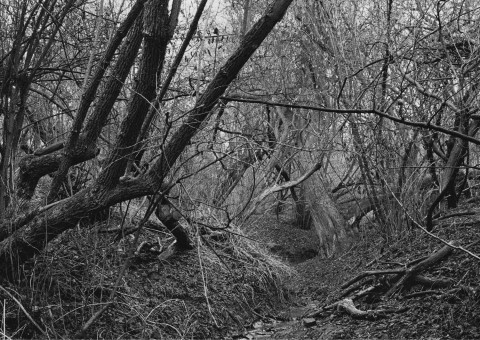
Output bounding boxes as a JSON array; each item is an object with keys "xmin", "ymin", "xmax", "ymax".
[
  {"xmin": 302, "ymin": 171, "xmax": 347, "ymax": 257},
  {"xmin": 0, "ymin": 0, "xmax": 294, "ymax": 279}
]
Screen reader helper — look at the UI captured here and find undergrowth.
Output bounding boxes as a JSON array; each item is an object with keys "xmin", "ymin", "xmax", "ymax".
[{"xmin": 0, "ymin": 209, "xmax": 292, "ymax": 339}]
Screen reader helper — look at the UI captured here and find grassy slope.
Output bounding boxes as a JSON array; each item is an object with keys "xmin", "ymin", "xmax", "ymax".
[{"xmin": 1, "ymin": 211, "xmax": 291, "ymax": 339}]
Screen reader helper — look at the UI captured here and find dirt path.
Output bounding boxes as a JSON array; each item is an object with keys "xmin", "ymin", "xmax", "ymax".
[
  {"xmin": 233, "ymin": 255, "xmax": 362, "ymax": 340},
  {"xmin": 234, "ymin": 211, "xmax": 480, "ymax": 339},
  {"xmin": 235, "ymin": 214, "xmax": 362, "ymax": 339}
]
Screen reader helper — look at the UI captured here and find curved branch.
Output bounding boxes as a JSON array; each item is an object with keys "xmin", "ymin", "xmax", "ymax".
[
  {"xmin": 221, "ymin": 96, "xmax": 480, "ymax": 146},
  {"xmin": 242, "ymin": 162, "xmax": 322, "ymax": 220}
]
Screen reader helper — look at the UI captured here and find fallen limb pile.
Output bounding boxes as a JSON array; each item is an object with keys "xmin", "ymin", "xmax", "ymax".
[
  {"xmin": 385, "ymin": 241, "xmax": 458, "ymax": 296},
  {"xmin": 306, "ymin": 240, "xmax": 476, "ymax": 320}
]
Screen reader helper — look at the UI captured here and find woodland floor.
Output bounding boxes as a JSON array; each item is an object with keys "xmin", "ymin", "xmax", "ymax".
[
  {"xmin": 234, "ymin": 203, "xmax": 480, "ymax": 340},
  {"xmin": 2, "ymin": 200, "xmax": 480, "ymax": 339}
]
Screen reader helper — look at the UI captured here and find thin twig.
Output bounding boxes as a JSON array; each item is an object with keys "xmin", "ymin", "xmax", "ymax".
[
  {"xmin": 221, "ymin": 96, "xmax": 480, "ymax": 146},
  {"xmin": 0, "ymin": 285, "xmax": 46, "ymax": 337},
  {"xmin": 385, "ymin": 183, "xmax": 480, "ymax": 261},
  {"xmin": 73, "ymin": 191, "xmax": 165, "ymax": 338}
]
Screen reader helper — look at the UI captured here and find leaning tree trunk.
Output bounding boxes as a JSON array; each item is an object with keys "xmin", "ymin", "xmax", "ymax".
[
  {"xmin": 300, "ymin": 168, "xmax": 348, "ymax": 257},
  {"xmin": 296, "ymin": 109, "xmax": 349, "ymax": 255},
  {"xmin": 0, "ymin": 0, "xmax": 295, "ymax": 279}
]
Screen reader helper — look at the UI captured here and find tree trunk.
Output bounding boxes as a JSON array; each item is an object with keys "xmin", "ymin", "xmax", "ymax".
[
  {"xmin": 426, "ymin": 115, "xmax": 480, "ymax": 231},
  {"xmin": 16, "ymin": 0, "xmax": 148, "ymax": 200},
  {"xmin": 155, "ymin": 197, "xmax": 192, "ymax": 250},
  {"xmin": 0, "ymin": 0, "xmax": 294, "ymax": 279},
  {"xmin": 47, "ymin": 0, "xmax": 148, "ymax": 201},
  {"xmin": 301, "ymin": 170, "xmax": 347, "ymax": 257},
  {"xmin": 295, "ymin": 184, "xmax": 312, "ymax": 229}
]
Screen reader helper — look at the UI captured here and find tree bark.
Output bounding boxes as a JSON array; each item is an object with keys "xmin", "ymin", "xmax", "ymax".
[
  {"xmin": 426, "ymin": 117, "xmax": 480, "ymax": 231},
  {"xmin": 0, "ymin": 0, "xmax": 295, "ymax": 279},
  {"xmin": 15, "ymin": 0, "xmax": 148, "ymax": 200},
  {"xmin": 97, "ymin": 0, "xmax": 173, "ymax": 188},
  {"xmin": 47, "ymin": 14, "xmax": 144, "ymax": 201},
  {"xmin": 301, "ymin": 171, "xmax": 347, "ymax": 257},
  {"xmin": 155, "ymin": 197, "xmax": 193, "ymax": 250}
]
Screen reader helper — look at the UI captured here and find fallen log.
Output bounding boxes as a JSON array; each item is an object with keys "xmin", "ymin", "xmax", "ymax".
[
  {"xmin": 305, "ymin": 286, "xmax": 377, "ymax": 318},
  {"xmin": 386, "ymin": 240, "xmax": 458, "ymax": 297}
]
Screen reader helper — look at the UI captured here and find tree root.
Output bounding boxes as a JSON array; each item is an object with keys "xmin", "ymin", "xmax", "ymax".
[
  {"xmin": 336, "ymin": 298, "xmax": 408, "ymax": 320},
  {"xmin": 305, "ymin": 286, "xmax": 407, "ymax": 319}
]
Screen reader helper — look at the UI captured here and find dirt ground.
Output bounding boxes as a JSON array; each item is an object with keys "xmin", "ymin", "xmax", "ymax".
[{"xmin": 235, "ymin": 208, "xmax": 480, "ymax": 339}]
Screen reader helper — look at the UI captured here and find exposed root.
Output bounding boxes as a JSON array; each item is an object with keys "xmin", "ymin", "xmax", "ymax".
[{"xmin": 336, "ymin": 298, "xmax": 408, "ymax": 320}]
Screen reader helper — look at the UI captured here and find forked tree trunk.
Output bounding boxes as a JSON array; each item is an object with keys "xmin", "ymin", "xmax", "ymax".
[
  {"xmin": 15, "ymin": 0, "xmax": 149, "ymax": 200},
  {"xmin": 0, "ymin": 0, "xmax": 294, "ymax": 279}
]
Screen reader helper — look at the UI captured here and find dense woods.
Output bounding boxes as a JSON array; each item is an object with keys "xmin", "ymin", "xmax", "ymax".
[{"xmin": 0, "ymin": 0, "xmax": 479, "ymax": 338}]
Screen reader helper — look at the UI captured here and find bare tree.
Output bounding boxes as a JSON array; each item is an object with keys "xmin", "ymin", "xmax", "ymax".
[{"xmin": 0, "ymin": 0, "xmax": 294, "ymax": 278}]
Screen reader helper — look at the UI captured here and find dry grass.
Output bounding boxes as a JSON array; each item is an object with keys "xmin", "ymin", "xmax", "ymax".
[{"xmin": 1, "ymin": 205, "xmax": 291, "ymax": 339}]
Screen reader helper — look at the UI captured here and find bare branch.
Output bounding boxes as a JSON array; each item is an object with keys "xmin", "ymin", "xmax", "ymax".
[{"xmin": 242, "ymin": 162, "xmax": 322, "ymax": 220}]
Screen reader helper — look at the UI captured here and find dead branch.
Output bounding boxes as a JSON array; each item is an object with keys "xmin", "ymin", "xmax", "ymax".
[
  {"xmin": 306, "ymin": 286, "xmax": 377, "ymax": 318},
  {"xmin": 403, "ymin": 290, "xmax": 442, "ymax": 299},
  {"xmin": 386, "ymin": 241, "xmax": 458, "ymax": 297},
  {"xmin": 434, "ymin": 211, "xmax": 477, "ymax": 221},
  {"xmin": 242, "ymin": 162, "xmax": 322, "ymax": 219},
  {"xmin": 412, "ymin": 275, "xmax": 455, "ymax": 289},
  {"xmin": 341, "ymin": 268, "xmax": 405, "ymax": 289},
  {"xmin": 221, "ymin": 96, "xmax": 480, "ymax": 146},
  {"xmin": 308, "ymin": 241, "xmax": 464, "ymax": 320},
  {"xmin": 365, "ymin": 252, "xmax": 427, "ymax": 269},
  {"xmin": 340, "ymin": 278, "xmax": 374, "ymax": 298},
  {"xmin": 404, "ymin": 286, "xmax": 475, "ymax": 299}
]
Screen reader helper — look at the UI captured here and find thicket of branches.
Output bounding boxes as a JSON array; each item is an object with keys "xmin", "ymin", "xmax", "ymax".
[{"xmin": 0, "ymin": 0, "xmax": 479, "ymax": 281}]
